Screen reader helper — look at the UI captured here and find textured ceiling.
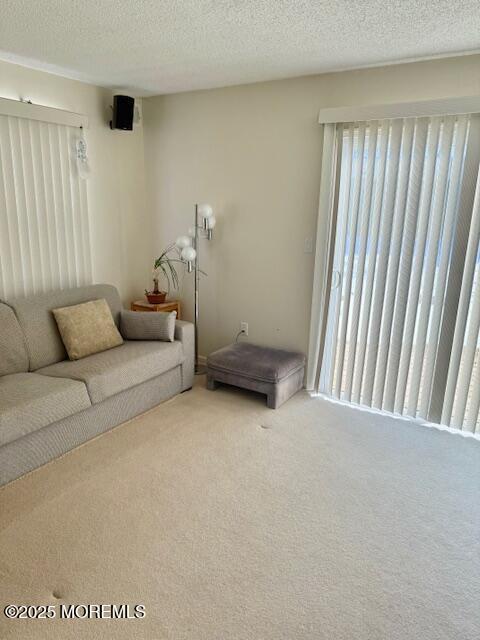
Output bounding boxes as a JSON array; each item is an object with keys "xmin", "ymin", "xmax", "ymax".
[{"xmin": 0, "ymin": 0, "xmax": 479, "ymax": 96}]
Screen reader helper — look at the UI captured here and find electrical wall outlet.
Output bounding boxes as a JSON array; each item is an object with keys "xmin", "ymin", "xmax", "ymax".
[{"xmin": 240, "ymin": 322, "xmax": 249, "ymax": 336}]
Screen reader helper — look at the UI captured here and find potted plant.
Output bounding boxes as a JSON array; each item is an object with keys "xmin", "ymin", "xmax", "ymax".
[{"xmin": 145, "ymin": 243, "xmax": 183, "ymax": 304}]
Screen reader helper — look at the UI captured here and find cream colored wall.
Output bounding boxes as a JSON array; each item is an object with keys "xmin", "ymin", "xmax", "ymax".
[
  {"xmin": 143, "ymin": 54, "xmax": 480, "ymax": 358},
  {"xmin": 0, "ymin": 59, "xmax": 150, "ymax": 304},
  {"xmin": 3, "ymin": 54, "xmax": 478, "ymax": 352}
]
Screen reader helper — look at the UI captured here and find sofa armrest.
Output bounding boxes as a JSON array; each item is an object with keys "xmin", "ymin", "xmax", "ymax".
[{"xmin": 175, "ymin": 320, "xmax": 194, "ymax": 391}]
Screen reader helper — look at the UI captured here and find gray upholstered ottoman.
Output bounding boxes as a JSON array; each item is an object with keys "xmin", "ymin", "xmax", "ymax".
[{"xmin": 206, "ymin": 342, "xmax": 306, "ymax": 408}]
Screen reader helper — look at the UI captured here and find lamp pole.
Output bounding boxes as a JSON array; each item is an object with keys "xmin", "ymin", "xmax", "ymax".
[
  {"xmin": 193, "ymin": 204, "xmax": 204, "ymax": 374},
  {"xmin": 177, "ymin": 203, "xmax": 215, "ymax": 375}
]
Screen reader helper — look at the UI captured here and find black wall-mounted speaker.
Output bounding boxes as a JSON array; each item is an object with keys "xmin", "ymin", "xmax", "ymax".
[{"xmin": 110, "ymin": 95, "xmax": 135, "ymax": 130}]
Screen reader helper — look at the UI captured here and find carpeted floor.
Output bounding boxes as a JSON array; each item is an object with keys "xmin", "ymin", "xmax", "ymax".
[{"xmin": 0, "ymin": 380, "xmax": 479, "ymax": 640}]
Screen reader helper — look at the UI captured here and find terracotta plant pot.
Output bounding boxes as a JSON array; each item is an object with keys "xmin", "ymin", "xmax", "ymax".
[{"xmin": 146, "ymin": 291, "xmax": 167, "ymax": 304}]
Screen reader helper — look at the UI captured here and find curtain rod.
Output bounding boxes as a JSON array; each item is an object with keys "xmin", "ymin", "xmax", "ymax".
[{"xmin": 0, "ymin": 96, "xmax": 88, "ymax": 129}]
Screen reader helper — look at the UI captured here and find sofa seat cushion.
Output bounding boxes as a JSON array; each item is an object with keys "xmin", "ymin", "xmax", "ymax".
[
  {"xmin": 0, "ymin": 373, "xmax": 91, "ymax": 447},
  {"xmin": 37, "ymin": 340, "xmax": 184, "ymax": 404}
]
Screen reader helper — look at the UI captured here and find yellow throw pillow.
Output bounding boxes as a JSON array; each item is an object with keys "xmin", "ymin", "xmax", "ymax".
[{"xmin": 52, "ymin": 299, "xmax": 123, "ymax": 360}]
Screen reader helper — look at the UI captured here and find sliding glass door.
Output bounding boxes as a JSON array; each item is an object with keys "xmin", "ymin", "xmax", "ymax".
[{"xmin": 319, "ymin": 114, "xmax": 480, "ymax": 434}]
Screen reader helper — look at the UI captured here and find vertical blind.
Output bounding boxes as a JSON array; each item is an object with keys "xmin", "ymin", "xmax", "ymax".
[
  {"xmin": 0, "ymin": 114, "xmax": 92, "ymax": 299},
  {"xmin": 317, "ymin": 114, "xmax": 480, "ymax": 434}
]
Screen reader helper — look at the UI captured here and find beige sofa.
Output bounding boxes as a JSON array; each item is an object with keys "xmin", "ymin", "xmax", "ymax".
[{"xmin": 0, "ymin": 284, "xmax": 194, "ymax": 486}]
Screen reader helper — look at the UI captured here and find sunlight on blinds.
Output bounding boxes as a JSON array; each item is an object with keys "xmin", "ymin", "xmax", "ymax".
[{"xmin": 319, "ymin": 114, "xmax": 480, "ymax": 434}]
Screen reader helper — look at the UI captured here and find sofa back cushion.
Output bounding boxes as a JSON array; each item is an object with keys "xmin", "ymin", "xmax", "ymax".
[
  {"xmin": 0, "ymin": 303, "xmax": 29, "ymax": 375},
  {"xmin": 7, "ymin": 284, "xmax": 123, "ymax": 370}
]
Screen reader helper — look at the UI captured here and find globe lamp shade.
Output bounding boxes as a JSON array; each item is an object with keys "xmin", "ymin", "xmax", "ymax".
[
  {"xmin": 181, "ymin": 246, "xmax": 197, "ymax": 262},
  {"xmin": 198, "ymin": 203, "xmax": 213, "ymax": 219},
  {"xmin": 175, "ymin": 235, "xmax": 191, "ymax": 249},
  {"xmin": 206, "ymin": 215, "xmax": 216, "ymax": 229}
]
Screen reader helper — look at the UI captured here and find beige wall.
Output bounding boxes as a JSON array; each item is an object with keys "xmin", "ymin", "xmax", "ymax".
[
  {"xmin": 0, "ymin": 59, "xmax": 150, "ymax": 304},
  {"xmin": 143, "ymin": 54, "xmax": 480, "ymax": 358},
  {"xmin": 3, "ymin": 54, "xmax": 480, "ymax": 350}
]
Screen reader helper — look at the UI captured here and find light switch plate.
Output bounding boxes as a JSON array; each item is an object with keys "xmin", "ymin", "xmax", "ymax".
[{"xmin": 304, "ymin": 237, "xmax": 313, "ymax": 253}]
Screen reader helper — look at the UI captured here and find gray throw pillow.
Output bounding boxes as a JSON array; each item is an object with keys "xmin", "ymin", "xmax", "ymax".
[{"xmin": 120, "ymin": 310, "xmax": 176, "ymax": 342}]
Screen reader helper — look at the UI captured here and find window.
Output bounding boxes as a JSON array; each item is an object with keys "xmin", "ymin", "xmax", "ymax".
[
  {"xmin": 316, "ymin": 114, "xmax": 480, "ymax": 434},
  {"xmin": 0, "ymin": 113, "xmax": 91, "ymax": 299}
]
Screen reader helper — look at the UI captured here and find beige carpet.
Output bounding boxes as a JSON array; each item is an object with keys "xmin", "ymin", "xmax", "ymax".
[{"xmin": 0, "ymin": 380, "xmax": 479, "ymax": 640}]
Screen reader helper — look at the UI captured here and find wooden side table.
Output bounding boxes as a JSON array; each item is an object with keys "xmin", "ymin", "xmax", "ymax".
[{"xmin": 131, "ymin": 299, "xmax": 182, "ymax": 319}]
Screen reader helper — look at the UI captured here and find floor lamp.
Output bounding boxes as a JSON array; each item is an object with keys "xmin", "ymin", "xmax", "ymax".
[{"xmin": 175, "ymin": 203, "xmax": 216, "ymax": 375}]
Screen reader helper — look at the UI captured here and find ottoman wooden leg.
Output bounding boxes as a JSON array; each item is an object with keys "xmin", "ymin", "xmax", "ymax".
[{"xmin": 207, "ymin": 374, "xmax": 218, "ymax": 390}]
